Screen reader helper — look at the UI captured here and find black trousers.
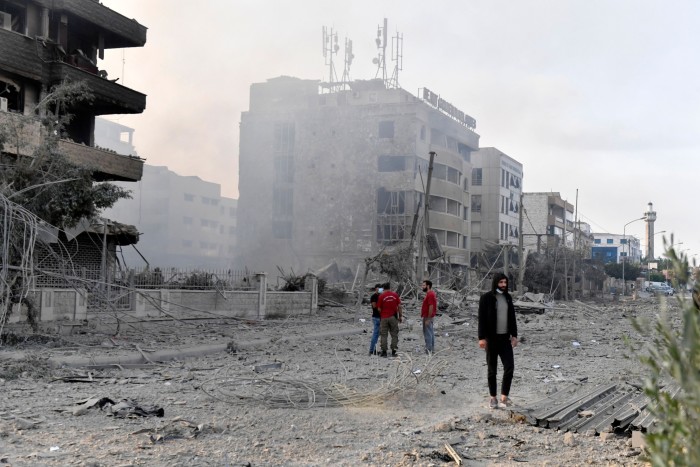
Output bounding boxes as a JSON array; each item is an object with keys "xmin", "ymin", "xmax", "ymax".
[{"xmin": 486, "ymin": 334, "xmax": 515, "ymax": 397}]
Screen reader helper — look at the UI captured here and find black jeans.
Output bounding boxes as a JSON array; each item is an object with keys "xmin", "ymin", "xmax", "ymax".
[{"xmin": 486, "ymin": 334, "xmax": 514, "ymax": 397}]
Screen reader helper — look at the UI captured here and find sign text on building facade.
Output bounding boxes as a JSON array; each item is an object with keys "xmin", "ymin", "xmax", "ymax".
[{"xmin": 421, "ymin": 88, "xmax": 476, "ymax": 130}]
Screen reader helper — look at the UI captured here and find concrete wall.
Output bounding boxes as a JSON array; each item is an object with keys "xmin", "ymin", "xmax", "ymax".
[{"xmin": 18, "ymin": 273, "xmax": 318, "ymax": 324}]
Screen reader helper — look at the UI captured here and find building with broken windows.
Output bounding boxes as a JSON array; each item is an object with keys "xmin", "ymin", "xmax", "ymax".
[
  {"xmin": 236, "ymin": 77, "xmax": 479, "ymax": 277},
  {"xmin": 469, "ymin": 147, "xmax": 523, "ymax": 257},
  {"xmin": 0, "ymin": 0, "xmax": 147, "ymax": 292},
  {"xmin": 521, "ymin": 192, "xmax": 593, "ymax": 256}
]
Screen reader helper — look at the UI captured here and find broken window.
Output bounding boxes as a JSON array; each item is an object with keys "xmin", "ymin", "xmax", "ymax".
[
  {"xmin": 377, "ymin": 188, "xmax": 406, "ymax": 215},
  {"xmin": 429, "ymin": 196, "xmax": 446, "ymax": 213},
  {"xmin": 472, "ymin": 168, "xmax": 482, "ymax": 186},
  {"xmin": 376, "ymin": 216, "xmax": 408, "ymax": 244},
  {"xmin": 377, "ymin": 155, "xmax": 406, "ymax": 172},
  {"xmin": 378, "ymin": 120, "xmax": 394, "ymax": 138},
  {"xmin": 471, "ymin": 195, "xmax": 482, "ymax": 213},
  {"xmin": 458, "ymin": 143, "xmax": 471, "ymax": 162}
]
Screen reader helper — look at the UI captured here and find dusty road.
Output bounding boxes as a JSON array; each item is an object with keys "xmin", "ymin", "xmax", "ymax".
[{"xmin": 0, "ymin": 293, "xmax": 679, "ymax": 466}]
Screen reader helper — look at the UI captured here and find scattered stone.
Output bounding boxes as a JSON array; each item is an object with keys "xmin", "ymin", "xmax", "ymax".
[
  {"xmin": 563, "ymin": 432, "xmax": 576, "ymax": 446},
  {"xmin": 631, "ymin": 431, "xmax": 645, "ymax": 449}
]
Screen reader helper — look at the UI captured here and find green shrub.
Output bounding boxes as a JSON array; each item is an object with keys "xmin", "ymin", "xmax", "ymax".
[{"xmin": 632, "ymin": 248, "xmax": 700, "ymax": 466}]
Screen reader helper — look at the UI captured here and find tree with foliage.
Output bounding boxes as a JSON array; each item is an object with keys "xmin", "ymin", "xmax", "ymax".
[
  {"xmin": 1, "ymin": 81, "xmax": 130, "ymax": 227},
  {"xmin": 0, "ymin": 81, "xmax": 131, "ymax": 329},
  {"xmin": 603, "ymin": 261, "xmax": 641, "ymax": 281},
  {"xmin": 631, "ymin": 247, "xmax": 700, "ymax": 466}
]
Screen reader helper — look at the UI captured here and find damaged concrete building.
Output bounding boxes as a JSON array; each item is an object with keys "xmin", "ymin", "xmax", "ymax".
[
  {"xmin": 0, "ymin": 0, "xmax": 147, "ymax": 288},
  {"xmin": 469, "ymin": 147, "xmax": 523, "ymax": 256},
  {"xmin": 237, "ymin": 77, "xmax": 480, "ymax": 278}
]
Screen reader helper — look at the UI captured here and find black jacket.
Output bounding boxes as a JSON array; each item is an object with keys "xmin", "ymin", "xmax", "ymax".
[{"xmin": 478, "ymin": 291, "xmax": 517, "ymax": 340}]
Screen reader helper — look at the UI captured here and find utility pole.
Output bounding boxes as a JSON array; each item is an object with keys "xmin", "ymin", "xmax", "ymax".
[
  {"xmin": 572, "ymin": 189, "xmax": 578, "ymax": 300},
  {"xmin": 416, "ymin": 151, "xmax": 436, "ymax": 281},
  {"xmin": 517, "ymin": 192, "xmax": 525, "ymax": 294}
]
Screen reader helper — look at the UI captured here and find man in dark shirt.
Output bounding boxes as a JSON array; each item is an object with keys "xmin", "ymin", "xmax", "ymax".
[
  {"xmin": 368, "ymin": 284, "xmax": 382, "ymax": 356},
  {"xmin": 478, "ymin": 273, "xmax": 518, "ymax": 409}
]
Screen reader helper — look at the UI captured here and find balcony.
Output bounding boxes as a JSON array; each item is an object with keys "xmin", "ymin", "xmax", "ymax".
[
  {"xmin": 58, "ymin": 140, "xmax": 144, "ymax": 182},
  {"xmin": 49, "ymin": 62, "xmax": 146, "ymax": 115},
  {"xmin": 0, "ymin": 111, "xmax": 143, "ymax": 182}
]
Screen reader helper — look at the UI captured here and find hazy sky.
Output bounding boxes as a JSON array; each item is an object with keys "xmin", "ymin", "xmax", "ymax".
[{"xmin": 100, "ymin": 0, "xmax": 699, "ymax": 261}]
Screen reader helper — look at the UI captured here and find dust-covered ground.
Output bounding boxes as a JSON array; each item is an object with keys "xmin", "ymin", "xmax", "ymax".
[{"xmin": 0, "ymin": 292, "xmax": 686, "ymax": 466}]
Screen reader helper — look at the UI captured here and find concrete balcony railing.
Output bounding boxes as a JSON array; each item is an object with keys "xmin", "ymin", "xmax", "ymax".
[{"xmin": 0, "ymin": 111, "xmax": 143, "ymax": 182}]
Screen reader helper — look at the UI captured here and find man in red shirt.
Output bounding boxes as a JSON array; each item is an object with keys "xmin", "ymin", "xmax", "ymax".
[
  {"xmin": 421, "ymin": 280, "xmax": 437, "ymax": 354},
  {"xmin": 377, "ymin": 282, "xmax": 402, "ymax": 357}
]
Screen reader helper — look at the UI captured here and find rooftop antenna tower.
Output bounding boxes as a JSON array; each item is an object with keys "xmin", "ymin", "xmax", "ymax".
[
  {"xmin": 373, "ymin": 18, "xmax": 388, "ymax": 83},
  {"xmin": 388, "ymin": 28, "xmax": 403, "ymax": 89},
  {"xmin": 341, "ymin": 37, "xmax": 354, "ymax": 86},
  {"xmin": 322, "ymin": 26, "xmax": 340, "ymax": 93}
]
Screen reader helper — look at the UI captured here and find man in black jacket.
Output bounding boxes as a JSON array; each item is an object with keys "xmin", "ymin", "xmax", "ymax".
[{"xmin": 478, "ymin": 273, "xmax": 518, "ymax": 409}]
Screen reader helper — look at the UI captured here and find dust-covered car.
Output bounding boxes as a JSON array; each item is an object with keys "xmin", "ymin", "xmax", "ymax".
[{"xmin": 646, "ymin": 283, "xmax": 674, "ymax": 295}]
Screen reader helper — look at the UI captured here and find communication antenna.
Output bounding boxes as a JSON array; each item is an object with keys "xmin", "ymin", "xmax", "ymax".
[
  {"xmin": 321, "ymin": 26, "xmax": 340, "ymax": 92},
  {"xmin": 341, "ymin": 37, "xmax": 354, "ymax": 87},
  {"xmin": 373, "ymin": 18, "xmax": 388, "ymax": 83},
  {"xmin": 388, "ymin": 30, "xmax": 403, "ymax": 89}
]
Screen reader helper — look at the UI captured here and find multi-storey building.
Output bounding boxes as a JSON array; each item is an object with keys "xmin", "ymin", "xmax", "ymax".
[
  {"xmin": 102, "ymin": 164, "xmax": 238, "ymax": 269},
  {"xmin": 591, "ymin": 233, "xmax": 642, "ymax": 264},
  {"xmin": 469, "ymin": 148, "xmax": 523, "ymax": 257},
  {"xmin": 0, "ymin": 0, "xmax": 146, "ymax": 182},
  {"xmin": 0, "ymin": 0, "xmax": 147, "ymax": 282},
  {"xmin": 237, "ymin": 77, "xmax": 479, "ymax": 277},
  {"xmin": 522, "ymin": 192, "xmax": 577, "ymax": 253}
]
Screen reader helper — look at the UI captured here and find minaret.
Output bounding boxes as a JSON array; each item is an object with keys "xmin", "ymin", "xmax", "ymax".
[{"xmin": 645, "ymin": 202, "xmax": 657, "ymax": 260}]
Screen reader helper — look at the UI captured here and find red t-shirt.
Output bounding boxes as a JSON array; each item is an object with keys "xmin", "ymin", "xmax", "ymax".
[
  {"xmin": 421, "ymin": 290, "xmax": 437, "ymax": 318},
  {"xmin": 377, "ymin": 290, "xmax": 401, "ymax": 319}
]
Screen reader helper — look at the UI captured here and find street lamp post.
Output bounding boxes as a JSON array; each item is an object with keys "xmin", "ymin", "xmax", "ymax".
[{"xmin": 622, "ymin": 216, "xmax": 647, "ymax": 296}]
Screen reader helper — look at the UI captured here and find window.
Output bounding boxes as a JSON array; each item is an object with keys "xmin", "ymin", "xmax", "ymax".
[
  {"xmin": 430, "ymin": 129, "xmax": 446, "ymax": 147},
  {"xmin": 377, "ymin": 188, "xmax": 406, "ymax": 214},
  {"xmin": 472, "ymin": 168, "xmax": 482, "ymax": 186},
  {"xmin": 447, "ymin": 199, "xmax": 460, "ymax": 216},
  {"xmin": 274, "ymin": 156, "xmax": 295, "ymax": 183},
  {"xmin": 463, "ymin": 206, "xmax": 469, "ymax": 220},
  {"xmin": 229, "ymin": 207, "xmax": 237, "ymax": 217},
  {"xmin": 378, "ymin": 121, "xmax": 394, "ymax": 138},
  {"xmin": 447, "ymin": 167, "xmax": 460, "ymax": 184},
  {"xmin": 594, "ymin": 239, "xmax": 601, "ymax": 244},
  {"xmin": 607, "ymin": 239, "xmax": 614, "ymax": 244},
  {"xmin": 420, "ymin": 125, "xmax": 426, "ymax": 140},
  {"xmin": 377, "ymin": 155, "xmax": 406, "ymax": 172},
  {"xmin": 471, "ymin": 195, "xmax": 482, "ymax": 213},
  {"xmin": 429, "ymin": 196, "xmax": 446, "ymax": 213},
  {"xmin": 446, "ymin": 231, "xmax": 459, "ymax": 247},
  {"xmin": 183, "ymin": 216, "xmax": 193, "ymax": 225},
  {"xmin": 432, "ymin": 164, "xmax": 447, "ymax": 180},
  {"xmin": 184, "ymin": 193, "xmax": 194, "ymax": 202},
  {"xmin": 182, "ymin": 240, "xmax": 193, "ymax": 248},
  {"xmin": 229, "ymin": 226, "xmax": 236, "ymax": 235},
  {"xmin": 274, "ymin": 122, "xmax": 295, "ymax": 154},
  {"xmin": 620, "ymin": 238, "xmax": 628, "ymax": 244},
  {"xmin": 457, "ymin": 143, "xmax": 471, "ymax": 161}
]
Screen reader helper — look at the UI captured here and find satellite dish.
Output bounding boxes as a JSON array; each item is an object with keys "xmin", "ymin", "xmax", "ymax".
[{"xmin": 372, "ymin": 57, "xmax": 379, "ymax": 64}]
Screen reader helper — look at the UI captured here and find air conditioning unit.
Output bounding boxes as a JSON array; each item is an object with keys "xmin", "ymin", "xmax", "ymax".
[
  {"xmin": 0, "ymin": 11, "xmax": 12, "ymax": 31},
  {"xmin": 0, "ymin": 97, "xmax": 8, "ymax": 112}
]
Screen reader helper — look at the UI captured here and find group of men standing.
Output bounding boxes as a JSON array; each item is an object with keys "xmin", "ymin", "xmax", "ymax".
[{"xmin": 368, "ymin": 272, "xmax": 518, "ymax": 409}]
